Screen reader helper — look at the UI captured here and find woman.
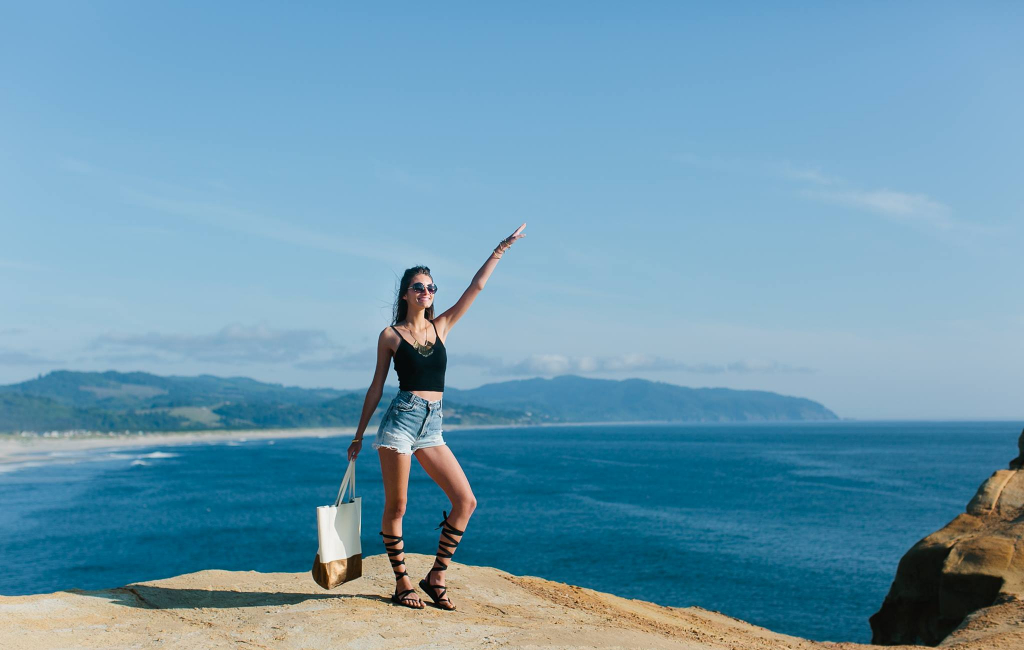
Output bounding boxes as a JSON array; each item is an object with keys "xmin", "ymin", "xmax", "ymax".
[{"xmin": 346, "ymin": 223, "xmax": 526, "ymax": 610}]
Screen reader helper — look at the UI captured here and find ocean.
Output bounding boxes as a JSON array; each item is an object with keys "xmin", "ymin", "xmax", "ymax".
[{"xmin": 0, "ymin": 421, "xmax": 1017, "ymax": 643}]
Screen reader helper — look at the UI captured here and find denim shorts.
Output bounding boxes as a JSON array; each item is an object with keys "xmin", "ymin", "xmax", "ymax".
[{"xmin": 372, "ymin": 390, "xmax": 446, "ymax": 455}]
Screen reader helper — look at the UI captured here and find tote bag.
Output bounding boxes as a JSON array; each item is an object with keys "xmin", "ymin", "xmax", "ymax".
[{"xmin": 312, "ymin": 459, "xmax": 362, "ymax": 589}]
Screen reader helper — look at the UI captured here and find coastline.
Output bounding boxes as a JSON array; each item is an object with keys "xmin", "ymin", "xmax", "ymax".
[
  {"xmin": 0, "ymin": 427, "xmax": 356, "ymax": 472},
  {"xmin": 0, "ymin": 423, "xmax": 561, "ymax": 471},
  {"xmin": 0, "ymin": 418, "xmax": 892, "ymax": 473},
  {"xmin": 2, "ymin": 558, "xmax": 1021, "ymax": 649}
]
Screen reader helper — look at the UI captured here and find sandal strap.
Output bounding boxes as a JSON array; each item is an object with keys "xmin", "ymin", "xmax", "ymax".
[
  {"xmin": 430, "ymin": 510, "xmax": 466, "ymax": 573},
  {"xmin": 435, "ymin": 510, "xmax": 466, "ymax": 536},
  {"xmin": 396, "ymin": 588, "xmax": 417, "ymax": 599},
  {"xmin": 380, "ymin": 530, "xmax": 409, "ymax": 578},
  {"xmin": 420, "ymin": 578, "xmax": 453, "ymax": 605},
  {"xmin": 434, "ymin": 510, "xmax": 464, "ymax": 560}
]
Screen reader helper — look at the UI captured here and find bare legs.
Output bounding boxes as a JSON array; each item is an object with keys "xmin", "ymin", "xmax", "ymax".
[
  {"xmin": 414, "ymin": 444, "xmax": 476, "ymax": 609},
  {"xmin": 378, "ymin": 449, "xmax": 424, "ymax": 608},
  {"xmin": 377, "ymin": 445, "xmax": 476, "ymax": 609}
]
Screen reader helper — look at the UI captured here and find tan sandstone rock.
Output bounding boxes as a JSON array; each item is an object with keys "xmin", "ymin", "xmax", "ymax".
[
  {"xmin": 869, "ymin": 428, "xmax": 1024, "ymax": 646},
  {"xmin": 1, "ymin": 554, "xmax": 1021, "ymax": 650},
  {"xmin": 0, "ymin": 554, "xmax": 820, "ymax": 650}
]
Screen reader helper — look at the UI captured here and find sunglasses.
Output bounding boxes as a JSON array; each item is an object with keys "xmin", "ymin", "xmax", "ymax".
[{"xmin": 409, "ymin": 282, "xmax": 438, "ymax": 294}]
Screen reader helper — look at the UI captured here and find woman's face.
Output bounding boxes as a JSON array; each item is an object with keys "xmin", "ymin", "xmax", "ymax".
[{"xmin": 404, "ymin": 273, "xmax": 435, "ymax": 310}]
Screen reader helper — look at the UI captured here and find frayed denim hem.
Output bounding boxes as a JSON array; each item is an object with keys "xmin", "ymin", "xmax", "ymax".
[{"xmin": 372, "ymin": 441, "xmax": 411, "ymax": 454}]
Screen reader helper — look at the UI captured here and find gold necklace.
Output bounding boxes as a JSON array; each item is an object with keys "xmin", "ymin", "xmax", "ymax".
[{"xmin": 403, "ymin": 325, "xmax": 434, "ymax": 357}]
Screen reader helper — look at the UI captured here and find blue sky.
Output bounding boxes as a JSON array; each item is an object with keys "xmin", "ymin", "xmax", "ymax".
[{"xmin": 1, "ymin": 2, "xmax": 1022, "ymax": 419}]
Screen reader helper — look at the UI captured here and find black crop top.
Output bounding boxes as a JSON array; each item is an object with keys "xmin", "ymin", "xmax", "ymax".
[{"xmin": 391, "ymin": 320, "xmax": 447, "ymax": 392}]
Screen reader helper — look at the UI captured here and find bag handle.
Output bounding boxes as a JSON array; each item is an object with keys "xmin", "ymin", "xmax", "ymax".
[{"xmin": 334, "ymin": 459, "xmax": 357, "ymax": 506}]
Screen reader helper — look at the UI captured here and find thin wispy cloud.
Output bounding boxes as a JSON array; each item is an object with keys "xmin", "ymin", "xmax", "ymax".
[
  {"xmin": 454, "ymin": 352, "xmax": 506, "ymax": 367},
  {"xmin": 295, "ymin": 348, "xmax": 374, "ymax": 371},
  {"xmin": 296, "ymin": 348, "xmax": 504, "ymax": 372},
  {"xmin": 0, "ymin": 259, "xmax": 46, "ymax": 272},
  {"xmin": 0, "ymin": 350, "xmax": 55, "ymax": 365},
  {"xmin": 801, "ymin": 188, "xmax": 954, "ymax": 229},
  {"xmin": 92, "ymin": 324, "xmax": 338, "ymax": 365},
  {"xmin": 674, "ymin": 153, "xmax": 837, "ymax": 186},
  {"xmin": 674, "ymin": 152, "xmax": 968, "ymax": 233},
  {"xmin": 57, "ymin": 158, "xmax": 467, "ymax": 274},
  {"xmin": 489, "ymin": 353, "xmax": 812, "ymax": 376},
  {"xmin": 295, "ymin": 348, "xmax": 809, "ymax": 377},
  {"xmin": 770, "ymin": 162, "xmax": 839, "ymax": 186},
  {"xmin": 121, "ymin": 189, "xmax": 455, "ymax": 271}
]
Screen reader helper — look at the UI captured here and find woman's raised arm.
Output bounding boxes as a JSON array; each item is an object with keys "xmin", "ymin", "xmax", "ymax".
[{"xmin": 434, "ymin": 223, "xmax": 526, "ymax": 338}]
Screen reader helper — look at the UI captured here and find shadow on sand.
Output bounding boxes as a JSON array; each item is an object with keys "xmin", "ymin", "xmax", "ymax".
[{"xmin": 73, "ymin": 584, "xmax": 387, "ymax": 609}]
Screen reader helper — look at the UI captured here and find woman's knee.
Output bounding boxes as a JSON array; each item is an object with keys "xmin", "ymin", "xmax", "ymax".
[
  {"xmin": 383, "ymin": 499, "xmax": 407, "ymax": 519},
  {"xmin": 457, "ymin": 492, "xmax": 477, "ymax": 514}
]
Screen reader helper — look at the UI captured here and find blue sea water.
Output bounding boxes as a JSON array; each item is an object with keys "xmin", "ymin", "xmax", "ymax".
[{"xmin": 0, "ymin": 421, "xmax": 1018, "ymax": 642}]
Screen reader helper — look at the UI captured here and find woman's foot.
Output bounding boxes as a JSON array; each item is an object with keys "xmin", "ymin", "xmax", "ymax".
[
  {"xmin": 418, "ymin": 510, "xmax": 464, "ymax": 611},
  {"xmin": 391, "ymin": 576, "xmax": 424, "ymax": 609},
  {"xmin": 419, "ymin": 569, "xmax": 454, "ymax": 610},
  {"xmin": 381, "ymin": 531, "xmax": 425, "ymax": 609}
]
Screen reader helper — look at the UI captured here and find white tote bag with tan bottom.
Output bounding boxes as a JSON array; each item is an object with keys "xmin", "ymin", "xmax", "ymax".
[{"xmin": 312, "ymin": 459, "xmax": 362, "ymax": 588}]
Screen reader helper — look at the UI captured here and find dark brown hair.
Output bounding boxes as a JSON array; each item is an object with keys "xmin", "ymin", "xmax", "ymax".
[{"xmin": 392, "ymin": 266, "xmax": 434, "ymax": 325}]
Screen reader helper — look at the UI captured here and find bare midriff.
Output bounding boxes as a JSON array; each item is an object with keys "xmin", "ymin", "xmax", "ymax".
[{"xmin": 408, "ymin": 389, "xmax": 444, "ymax": 402}]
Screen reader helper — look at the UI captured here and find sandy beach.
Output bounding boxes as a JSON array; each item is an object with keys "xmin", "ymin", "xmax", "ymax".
[
  {"xmin": 0, "ymin": 427, "xmax": 358, "ymax": 473},
  {"xmin": 0, "ymin": 419, "xmax": 688, "ymax": 474}
]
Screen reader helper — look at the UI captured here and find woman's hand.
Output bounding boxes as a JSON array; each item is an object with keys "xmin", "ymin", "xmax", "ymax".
[
  {"xmin": 508, "ymin": 222, "xmax": 527, "ymax": 243},
  {"xmin": 494, "ymin": 223, "xmax": 526, "ymax": 257},
  {"xmin": 347, "ymin": 439, "xmax": 362, "ymax": 461}
]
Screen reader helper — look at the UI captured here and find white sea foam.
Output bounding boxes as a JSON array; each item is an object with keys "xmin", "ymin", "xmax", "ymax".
[
  {"xmin": 0, "ymin": 461, "xmax": 43, "ymax": 474},
  {"xmin": 137, "ymin": 452, "xmax": 179, "ymax": 459}
]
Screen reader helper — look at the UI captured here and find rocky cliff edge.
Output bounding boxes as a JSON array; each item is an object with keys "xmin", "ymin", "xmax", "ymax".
[
  {"xmin": 2, "ymin": 553, "xmax": 1023, "ymax": 650},
  {"xmin": 870, "ymin": 428, "xmax": 1024, "ymax": 646}
]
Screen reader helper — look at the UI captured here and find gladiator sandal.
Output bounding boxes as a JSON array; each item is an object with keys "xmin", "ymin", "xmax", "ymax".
[
  {"xmin": 418, "ymin": 510, "xmax": 464, "ymax": 611},
  {"xmin": 380, "ymin": 531, "xmax": 423, "ymax": 609}
]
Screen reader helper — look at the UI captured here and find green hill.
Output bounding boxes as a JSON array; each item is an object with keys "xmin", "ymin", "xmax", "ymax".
[
  {"xmin": 445, "ymin": 375, "xmax": 838, "ymax": 422},
  {"xmin": 0, "ymin": 371, "xmax": 838, "ymax": 433},
  {"xmin": 1, "ymin": 370, "xmax": 345, "ymax": 409}
]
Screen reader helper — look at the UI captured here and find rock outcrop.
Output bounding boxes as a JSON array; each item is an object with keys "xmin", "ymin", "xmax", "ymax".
[
  {"xmin": 1, "ymin": 553, "xmax": 1022, "ymax": 650},
  {"xmin": 1010, "ymin": 427, "xmax": 1024, "ymax": 469},
  {"xmin": 0, "ymin": 555, "xmax": 826, "ymax": 650},
  {"xmin": 870, "ymin": 427, "xmax": 1024, "ymax": 646}
]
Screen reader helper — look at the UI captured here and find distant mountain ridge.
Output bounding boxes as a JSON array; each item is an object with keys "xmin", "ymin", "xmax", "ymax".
[
  {"xmin": 446, "ymin": 375, "xmax": 837, "ymax": 422},
  {"xmin": 0, "ymin": 371, "xmax": 838, "ymax": 433}
]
